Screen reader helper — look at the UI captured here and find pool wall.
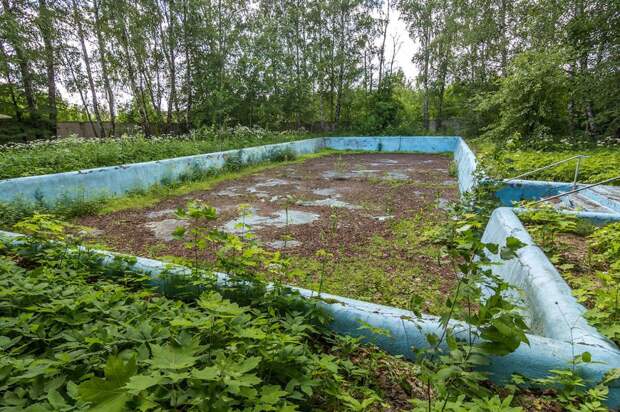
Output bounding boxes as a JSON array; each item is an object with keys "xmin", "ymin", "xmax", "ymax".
[
  {"xmin": 0, "ymin": 136, "xmax": 476, "ymax": 206},
  {"xmin": 481, "ymin": 207, "xmax": 617, "ymax": 351},
  {"xmin": 0, "ymin": 138, "xmax": 326, "ymax": 204},
  {"xmin": 497, "ymin": 179, "xmax": 620, "ymax": 218}
]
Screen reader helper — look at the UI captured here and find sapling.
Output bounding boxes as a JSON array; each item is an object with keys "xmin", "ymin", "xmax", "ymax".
[
  {"xmin": 281, "ymin": 194, "xmax": 297, "ymax": 253},
  {"xmin": 173, "ymin": 200, "xmax": 218, "ymax": 275}
]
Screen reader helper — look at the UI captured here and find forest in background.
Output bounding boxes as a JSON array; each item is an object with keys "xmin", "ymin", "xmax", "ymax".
[{"xmin": 0, "ymin": 0, "xmax": 618, "ymax": 148}]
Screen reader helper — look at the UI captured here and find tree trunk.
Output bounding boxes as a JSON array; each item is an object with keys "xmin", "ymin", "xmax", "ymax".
[
  {"xmin": 334, "ymin": 7, "xmax": 346, "ymax": 128},
  {"xmin": 93, "ymin": 0, "xmax": 116, "ymax": 137},
  {"xmin": 183, "ymin": 0, "xmax": 192, "ymax": 130},
  {"xmin": 38, "ymin": 0, "xmax": 57, "ymax": 136},
  {"xmin": 119, "ymin": 19, "xmax": 151, "ymax": 135},
  {"xmin": 499, "ymin": 0, "xmax": 508, "ymax": 76},
  {"xmin": 163, "ymin": 0, "xmax": 178, "ymax": 130},
  {"xmin": 422, "ymin": 29, "xmax": 430, "ymax": 131},
  {"xmin": 1, "ymin": 0, "xmax": 38, "ymax": 123},
  {"xmin": 0, "ymin": 40, "xmax": 23, "ymax": 122},
  {"xmin": 62, "ymin": 47, "xmax": 96, "ymax": 135},
  {"xmin": 378, "ymin": 0, "xmax": 390, "ymax": 86},
  {"xmin": 72, "ymin": 0, "xmax": 103, "ymax": 138}
]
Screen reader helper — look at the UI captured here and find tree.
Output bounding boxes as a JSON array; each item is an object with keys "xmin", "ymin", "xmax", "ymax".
[{"xmin": 478, "ymin": 50, "xmax": 569, "ymax": 148}]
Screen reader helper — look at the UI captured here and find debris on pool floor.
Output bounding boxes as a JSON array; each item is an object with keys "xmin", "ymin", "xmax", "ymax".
[
  {"xmin": 77, "ymin": 153, "xmax": 459, "ymax": 311},
  {"xmin": 79, "ymin": 152, "xmax": 457, "ymax": 254}
]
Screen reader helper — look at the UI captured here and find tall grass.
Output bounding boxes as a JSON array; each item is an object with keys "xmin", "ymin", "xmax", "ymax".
[{"xmin": 0, "ymin": 126, "xmax": 308, "ymax": 179}]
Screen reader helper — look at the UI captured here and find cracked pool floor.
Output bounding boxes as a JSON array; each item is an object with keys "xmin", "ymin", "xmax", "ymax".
[{"xmin": 77, "ymin": 152, "xmax": 459, "ymax": 311}]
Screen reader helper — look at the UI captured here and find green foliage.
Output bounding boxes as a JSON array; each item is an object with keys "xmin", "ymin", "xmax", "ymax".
[
  {"xmin": 478, "ymin": 50, "xmax": 570, "ymax": 149},
  {"xmin": 3, "ymin": 193, "xmax": 619, "ymax": 409},
  {"xmin": 532, "ymin": 367, "xmax": 609, "ymax": 411},
  {"xmin": 520, "ymin": 210, "xmax": 620, "ymax": 346},
  {"xmin": 279, "ymin": 210, "xmax": 452, "ymax": 313},
  {"xmin": 477, "ymin": 143, "xmax": 620, "ymax": 184},
  {"xmin": 0, "ymin": 214, "xmax": 394, "ymax": 411},
  {"xmin": 0, "ymin": 127, "xmax": 307, "ymax": 179},
  {"xmin": 351, "ymin": 75, "xmax": 409, "ymax": 134},
  {"xmin": 405, "ymin": 194, "xmax": 530, "ymax": 407}
]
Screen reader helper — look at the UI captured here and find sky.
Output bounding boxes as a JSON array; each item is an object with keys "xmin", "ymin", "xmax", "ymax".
[{"xmin": 385, "ymin": 8, "xmax": 419, "ymax": 81}]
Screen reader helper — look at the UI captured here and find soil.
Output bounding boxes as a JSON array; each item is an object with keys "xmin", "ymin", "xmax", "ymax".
[{"xmin": 76, "ymin": 153, "xmax": 459, "ymax": 309}]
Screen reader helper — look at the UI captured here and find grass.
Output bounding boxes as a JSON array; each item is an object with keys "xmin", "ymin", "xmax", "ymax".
[
  {"xmin": 519, "ymin": 209, "xmax": 620, "ymax": 345},
  {"xmin": 0, "ymin": 127, "xmax": 309, "ymax": 179},
  {"xmin": 268, "ymin": 210, "xmax": 453, "ymax": 315},
  {"xmin": 473, "ymin": 141, "xmax": 620, "ymax": 184}
]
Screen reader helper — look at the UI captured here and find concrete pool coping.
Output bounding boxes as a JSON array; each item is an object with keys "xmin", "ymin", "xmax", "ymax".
[
  {"xmin": 2, "ymin": 135, "xmax": 619, "ymax": 406},
  {"xmin": 481, "ymin": 207, "xmax": 618, "ymax": 351}
]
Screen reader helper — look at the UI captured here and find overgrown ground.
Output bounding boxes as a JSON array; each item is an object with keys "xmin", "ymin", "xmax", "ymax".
[
  {"xmin": 3, "ymin": 139, "xmax": 620, "ymax": 410},
  {"xmin": 0, "ymin": 127, "xmax": 307, "ymax": 179},
  {"xmin": 2, "ymin": 215, "xmax": 585, "ymax": 412},
  {"xmin": 0, "ymin": 230, "xmax": 433, "ymax": 411},
  {"xmin": 474, "ymin": 141, "xmax": 620, "ymax": 185},
  {"xmin": 74, "ymin": 152, "xmax": 459, "ymax": 314},
  {"xmin": 519, "ymin": 209, "xmax": 620, "ymax": 346}
]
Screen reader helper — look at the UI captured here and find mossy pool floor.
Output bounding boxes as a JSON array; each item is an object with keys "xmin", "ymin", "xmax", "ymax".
[{"xmin": 77, "ymin": 153, "xmax": 459, "ymax": 313}]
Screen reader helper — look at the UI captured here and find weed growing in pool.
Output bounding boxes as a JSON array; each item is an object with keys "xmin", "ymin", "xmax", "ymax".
[
  {"xmin": 1, "ymin": 213, "xmax": 406, "ymax": 411},
  {"xmin": 519, "ymin": 209, "xmax": 620, "ymax": 345},
  {"xmin": 173, "ymin": 200, "xmax": 218, "ymax": 274},
  {"xmin": 529, "ymin": 356, "xmax": 614, "ymax": 411},
  {"xmin": 268, "ymin": 147, "xmax": 297, "ymax": 162},
  {"xmin": 403, "ymin": 191, "xmax": 533, "ymax": 408}
]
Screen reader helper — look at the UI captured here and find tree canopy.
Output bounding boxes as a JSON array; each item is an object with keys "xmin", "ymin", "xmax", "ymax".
[{"xmin": 0, "ymin": 0, "xmax": 618, "ymax": 147}]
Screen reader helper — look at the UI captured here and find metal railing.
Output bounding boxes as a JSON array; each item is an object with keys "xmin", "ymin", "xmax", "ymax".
[
  {"xmin": 505, "ymin": 155, "xmax": 589, "ymax": 188},
  {"xmin": 530, "ymin": 175, "xmax": 620, "ymax": 206}
]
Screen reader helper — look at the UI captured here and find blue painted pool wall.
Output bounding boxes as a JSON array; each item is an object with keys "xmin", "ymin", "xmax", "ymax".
[
  {"xmin": 323, "ymin": 135, "xmax": 461, "ymax": 153},
  {"xmin": 497, "ymin": 179, "xmax": 620, "ymax": 216},
  {"xmin": 495, "ymin": 179, "xmax": 573, "ymax": 206},
  {"xmin": 481, "ymin": 208, "xmax": 618, "ymax": 352},
  {"xmin": 582, "ymin": 187, "xmax": 620, "ymax": 213},
  {"xmin": 0, "ymin": 138, "xmax": 325, "ymax": 204},
  {"xmin": 454, "ymin": 138, "xmax": 477, "ymax": 193},
  {"xmin": 323, "ymin": 136, "xmax": 476, "ymax": 194},
  {"xmin": 0, "ymin": 136, "xmax": 476, "ymax": 207}
]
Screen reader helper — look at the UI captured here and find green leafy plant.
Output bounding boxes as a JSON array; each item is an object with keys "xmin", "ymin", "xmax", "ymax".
[{"xmin": 0, "ymin": 214, "xmax": 396, "ymax": 411}]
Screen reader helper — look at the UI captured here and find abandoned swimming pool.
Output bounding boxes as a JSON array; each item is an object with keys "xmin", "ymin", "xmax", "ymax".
[
  {"xmin": 75, "ymin": 152, "xmax": 459, "ymax": 312},
  {"xmin": 1, "ymin": 136, "xmax": 619, "ymax": 407}
]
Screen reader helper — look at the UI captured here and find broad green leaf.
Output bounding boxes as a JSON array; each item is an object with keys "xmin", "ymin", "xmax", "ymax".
[
  {"xmin": 259, "ymin": 385, "xmax": 287, "ymax": 404},
  {"xmin": 149, "ymin": 344, "xmax": 197, "ymax": 370},
  {"xmin": 124, "ymin": 374, "xmax": 163, "ymax": 394},
  {"xmin": 47, "ymin": 389, "xmax": 67, "ymax": 409},
  {"xmin": 192, "ymin": 365, "xmax": 220, "ymax": 381},
  {"xmin": 78, "ymin": 356, "xmax": 136, "ymax": 412}
]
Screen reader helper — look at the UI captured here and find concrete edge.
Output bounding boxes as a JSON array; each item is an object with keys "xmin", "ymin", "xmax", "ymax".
[
  {"xmin": 0, "ymin": 136, "xmax": 477, "ymax": 206},
  {"xmin": 497, "ymin": 179, "xmax": 620, "ymax": 216},
  {"xmin": 481, "ymin": 207, "xmax": 618, "ymax": 353},
  {"xmin": 512, "ymin": 207, "xmax": 620, "ymax": 225}
]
